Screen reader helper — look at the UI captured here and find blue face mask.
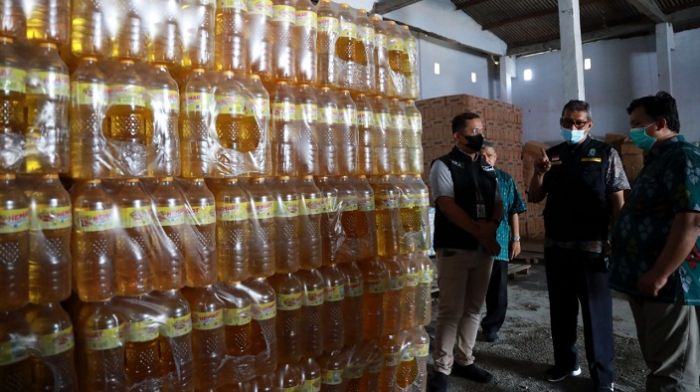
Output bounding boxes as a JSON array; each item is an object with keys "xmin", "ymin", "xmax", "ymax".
[
  {"xmin": 560, "ymin": 128, "xmax": 587, "ymax": 144},
  {"xmin": 629, "ymin": 125, "xmax": 656, "ymax": 151}
]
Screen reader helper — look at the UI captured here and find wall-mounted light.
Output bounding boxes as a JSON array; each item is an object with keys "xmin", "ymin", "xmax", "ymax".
[
  {"xmin": 584, "ymin": 58, "xmax": 592, "ymax": 70},
  {"xmin": 523, "ymin": 68, "xmax": 533, "ymax": 81},
  {"xmin": 471, "ymin": 72, "xmax": 477, "ymax": 83},
  {"xmin": 433, "ymin": 62, "xmax": 441, "ymax": 75}
]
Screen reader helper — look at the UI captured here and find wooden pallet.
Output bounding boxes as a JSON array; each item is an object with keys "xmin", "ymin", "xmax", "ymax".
[{"xmin": 507, "ymin": 262, "xmax": 532, "ymax": 278}]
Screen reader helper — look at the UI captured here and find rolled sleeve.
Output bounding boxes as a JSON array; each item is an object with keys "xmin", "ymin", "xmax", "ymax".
[
  {"xmin": 429, "ymin": 160, "xmax": 454, "ymax": 204},
  {"xmin": 510, "ymin": 179, "xmax": 527, "ymax": 215},
  {"xmin": 606, "ymin": 149, "xmax": 631, "ymax": 193}
]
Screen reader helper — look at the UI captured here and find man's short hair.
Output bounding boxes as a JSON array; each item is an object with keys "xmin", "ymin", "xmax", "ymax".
[
  {"xmin": 626, "ymin": 91, "xmax": 680, "ymax": 133},
  {"xmin": 482, "ymin": 140, "xmax": 496, "ymax": 150},
  {"xmin": 452, "ymin": 112, "xmax": 480, "ymax": 134},
  {"xmin": 561, "ymin": 100, "xmax": 592, "ymax": 120}
]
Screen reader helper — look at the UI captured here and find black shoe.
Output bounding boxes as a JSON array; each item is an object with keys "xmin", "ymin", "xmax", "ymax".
[
  {"xmin": 427, "ymin": 371, "xmax": 448, "ymax": 392},
  {"xmin": 545, "ymin": 366, "xmax": 582, "ymax": 382},
  {"xmin": 453, "ymin": 363, "xmax": 493, "ymax": 383},
  {"xmin": 483, "ymin": 330, "xmax": 499, "ymax": 342}
]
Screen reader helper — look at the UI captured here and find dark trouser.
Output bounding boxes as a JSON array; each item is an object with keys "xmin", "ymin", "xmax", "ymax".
[
  {"xmin": 545, "ymin": 247, "xmax": 615, "ymax": 387},
  {"xmin": 481, "ymin": 260, "xmax": 508, "ymax": 335}
]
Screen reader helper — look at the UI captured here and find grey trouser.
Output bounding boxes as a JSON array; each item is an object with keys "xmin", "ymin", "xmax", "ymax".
[
  {"xmin": 629, "ymin": 297, "xmax": 700, "ymax": 392},
  {"xmin": 432, "ymin": 248, "xmax": 493, "ymax": 375}
]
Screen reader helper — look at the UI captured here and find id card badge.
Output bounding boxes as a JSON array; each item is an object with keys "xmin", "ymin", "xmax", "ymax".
[{"xmin": 476, "ymin": 203, "xmax": 486, "ymax": 219}]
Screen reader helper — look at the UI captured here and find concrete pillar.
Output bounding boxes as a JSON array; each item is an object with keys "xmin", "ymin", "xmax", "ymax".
[
  {"xmin": 656, "ymin": 22, "xmax": 674, "ymax": 93},
  {"xmin": 558, "ymin": 0, "xmax": 585, "ymax": 101},
  {"xmin": 499, "ymin": 56, "xmax": 516, "ymax": 104}
]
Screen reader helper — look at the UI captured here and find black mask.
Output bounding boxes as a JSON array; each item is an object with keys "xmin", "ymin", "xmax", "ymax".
[{"xmin": 465, "ymin": 134, "xmax": 484, "ymax": 151}]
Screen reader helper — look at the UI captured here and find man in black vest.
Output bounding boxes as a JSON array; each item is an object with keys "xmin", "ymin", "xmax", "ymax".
[
  {"xmin": 528, "ymin": 100, "xmax": 629, "ymax": 391},
  {"xmin": 427, "ymin": 112, "xmax": 503, "ymax": 391}
]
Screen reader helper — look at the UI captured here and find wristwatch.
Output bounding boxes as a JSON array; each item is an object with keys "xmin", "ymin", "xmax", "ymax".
[{"xmin": 512, "ymin": 236, "xmax": 521, "ymax": 242}]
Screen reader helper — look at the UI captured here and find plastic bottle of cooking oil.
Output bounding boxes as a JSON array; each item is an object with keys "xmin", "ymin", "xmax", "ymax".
[
  {"xmin": 276, "ymin": 362, "xmax": 303, "ymax": 390},
  {"xmin": 298, "ymin": 176, "xmax": 323, "ymax": 270},
  {"xmin": 371, "ymin": 175, "xmax": 400, "ymax": 258},
  {"xmin": 181, "ymin": 285, "xmax": 226, "ymax": 392},
  {"xmin": 400, "ymin": 255, "xmax": 419, "ymax": 330},
  {"xmin": 0, "ymin": 37, "xmax": 26, "ymax": 172},
  {"xmin": 270, "ymin": 272, "xmax": 304, "ymax": 364},
  {"xmin": 149, "ymin": 290, "xmax": 194, "ymax": 391},
  {"xmin": 240, "ymin": 74, "xmax": 270, "ymax": 156},
  {"xmin": 379, "ymin": 333, "xmax": 401, "ymax": 392},
  {"xmin": 25, "ymin": 174, "xmax": 71, "ymax": 304},
  {"xmin": 117, "ymin": 296, "xmax": 162, "ymax": 391},
  {"xmin": 317, "ymin": 0, "xmax": 339, "ymax": 87},
  {"xmin": 70, "ymin": 0, "xmax": 108, "ymax": 59},
  {"xmin": 395, "ymin": 330, "xmax": 417, "ymax": 390},
  {"xmin": 337, "ymin": 89, "xmax": 358, "ymax": 176},
  {"xmin": 354, "ymin": 93, "xmax": 376, "ymax": 176},
  {"xmin": 245, "ymin": 177, "xmax": 277, "ymax": 278},
  {"xmin": 272, "ymin": 0, "xmax": 296, "ymax": 82},
  {"xmin": 314, "ymin": 176, "xmax": 338, "ymax": 266},
  {"xmin": 214, "ymin": 70, "xmax": 250, "ymax": 174},
  {"xmin": 247, "ymin": 0, "xmax": 273, "ymax": 81},
  {"xmin": 388, "ymin": 98, "xmax": 408, "ymax": 175},
  {"xmin": 148, "ymin": 4, "xmax": 182, "ymax": 68},
  {"xmin": 294, "ymin": 0, "xmax": 317, "ymax": 85},
  {"xmin": 151, "ymin": 177, "xmax": 186, "ymax": 291},
  {"xmin": 316, "ymin": 86, "xmax": 339, "ymax": 176},
  {"xmin": 320, "ymin": 348, "xmax": 348, "ymax": 392},
  {"xmin": 383, "ymin": 257, "xmax": 404, "ymax": 335},
  {"xmin": 355, "ymin": 9, "xmax": 374, "ymax": 94},
  {"xmin": 301, "ymin": 356, "xmax": 322, "ymax": 392},
  {"xmin": 25, "ymin": 0, "xmax": 69, "ymax": 45},
  {"xmin": 415, "ymin": 252, "xmax": 434, "ymax": 327},
  {"xmin": 0, "ymin": 0, "xmax": 26, "ymax": 39},
  {"xmin": 329, "ymin": 176, "xmax": 359, "ymax": 264},
  {"xmin": 181, "ymin": 177, "xmax": 217, "ymax": 287},
  {"xmin": 215, "ymin": 0, "xmax": 248, "ymax": 73},
  {"xmin": 243, "ymin": 277, "xmax": 278, "ymax": 376},
  {"xmin": 145, "ymin": 62, "xmax": 180, "ymax": 178},
  {"xmin": 401, "ymin": 176, "xmax": 430, "ymax": 253},
  {"xmin": 296, "ymin": 84, "xmax": 319, "ymax": 176},
  {"xmin": 69, "ymin": 55, "xmax": 109, "ymax": 179},
  {"xmin": 24, "ymin": 42, "xmax": 69, "ymax": 173},
  {"xmin": 213, "ymin": 177, "xmax": 251, "ymax": 283},
  {"xmin": 372, "ymin": 96, "xmax": 392, "ymax": 176},
  {"xmin": 296, "ymin": 268, "xmax": 324, "ymax": 358},
  {"xmin": 75, "ymin": 300, "xmax": 127, "ymax": 391},
  {"xmin": 320, "ymin": 264, "xmax": 345, "ymax": 352},
  {"xmin": 410, "ymin": 326, "xmax": 429, "ymax": 392},
  {"xmin": 353, "ymin": 176, "xmax": 378, "ymax": 264},
  {"xmin": 344, "ymin": 346, "xmax": 366, "ymax": 391},
  {"xmin": 360, "ymin": 340, "xmax": 383, "ymax": 391},
  {"xmin": 114, "ymin": 179, "xmax": 155, "ymax": 296},
  {"xmin": 181, "ymin": 0, "xmax": 215, "ymax": 72},
  {"xmin": 370, "ymin": 15, "xmax": 390, "ymax": 97},
  {"xmin": 0, "ymin": 309, "xmax": 31, "ymax": 389},
  {"xmin": 71, "ymin": 179, "xmax": 117, "ymax": 302},
  {"xmin": 24, "ymin": 302, "xmax": 77, "ymax": 390},
  {"xmin": 181, "ymin": 68, "xmax": 215, "ymax": 178},
  {"xmin": 403, "ymin": 100, "xmax": 423, "ymax": 175},
  {"xmin": 0, "ymin": 174, "xmax": 29, "ymax": 312},
  {"xmin": 336, "ymin": 3, "xmax": 357, "ymax": 90},
  {"xmin": 360, "ymin": 258, "xmax": 388, "ymax": 341},
  {"xmin": 386, "ymin": 21, "xmax": 406, "ymax": 98},
  {"xmin": 218, "ymin": 281, "xmax": 255, "ymax": 385},
  {"xmin": 271, "ymin": 81, "xmax": 300, "ymax": 177},
  {"xmin": 273, "ymin": 176, "xmax": 302, "ymax": 274},
  {"xmin": 339, "ymin": 261, "xmax": 364, "ymax": 347},
  {"xmin": 402, "ymin": 26, "xmax": 419, "ymax": 99}
]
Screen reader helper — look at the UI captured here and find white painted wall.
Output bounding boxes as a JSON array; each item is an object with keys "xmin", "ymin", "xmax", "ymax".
[{"xmin": 513, "ymin": 27, "xmax": 700, "ymax": 143}]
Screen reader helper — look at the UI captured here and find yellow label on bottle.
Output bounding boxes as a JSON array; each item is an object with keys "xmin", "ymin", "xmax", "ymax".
[
  {"xmin": 276, "ymin": 199, "xmax": 300, "ymax": 218},
  {"xmin": 339, "ymin": 20, "xmax": 357, "ymax": 39},
  {"xmin": 358, "ymin": 26, "xmax": 375, "ymax": 44},
  {"xmin": 72, "ymin": 81, "xmax": 107, "ymax": 106},
  {"xmin": 414, "ymin": 342, "xmax": 429, "ymax": 358},
  {"xmin": 0, "ymin": 208, "xmax": 30, "ymax": 234},
  {"xmin": 217, "ymin": 94, "xmax": 246, "ymax": 115},
  {"xmin": 272, "ymin": 101, "xmax": 296, "ymax": 122},
  {"xmin": 250, "ymin": 97, "xmax": 270, "ymax": 119},
  {"xmin": 322, "ymin": 195, "xmax": 337, "ymax": 214},
  {"xmin": 301, "ymin": 377, "xmax": 321, "ymax": 392},
  {"xmin": 108, "ymin": 84, "xmax": 146, "ymax": 107},
  {"xmin": 273, "ymin": 5, "xmax": 296, "ymax": 23},
  {"xmin": 300, "ymin": 195, "xmax": 324, "ymax": 216},
  {"xmin": 192, "ymin": 309, "xmax": 224, "ymax": 330},
  {"xmin": 30, "ymin": 205, "xmax": 71, "ymax": 231},
  {"xmin": 252, "ymin": 300, "xmax": 276, "ymax": 321},
  {"xmin": 357, "ymin": 194, "xmax": 375, "ymax": 212},
  {"xmin": 318, "ymin": 16, "xmax": 339, "ymax": 34},
  {"xmin": 248, "ymin": 0, "xmax": 273, "ymax": 16},
  {"xmin": 84, "ymin": 325, "xmax": 124, "ymax": 351},
  {"xmin": 189, "ymin": 205, "xmax": 216, "ymax": 225},
  {"xmin": 299, "ymin": 103, "xmax": 318, "ymax": 123},
  {"xmin": 74, "ymin": 208, "xmax": 115, "ymax": 232},
  {"xmin": 224, "ymin": 305, "xmax": 252, "ymax": 326},
  {"xmin": 27, "ymin": 70, "xmax": 70, "ymax": 98},
  {"xmin": 119, "ymin": 206, "xmax": 153, "ymax": 229},
  {"xmin": 126, "ymin": 320, "xmax": 159, "ymax": 342},
  {"xmin": 332, "ymin": 107, "xmax": 344, "ymax": 125},
  {"xmin": 405, "ymin": 272, "xmax": 419, "ymax": 288},
  {"xmin": 319, "ymin": 106, "xmax": 337, "ymax": 125},
  {"xmin": 339, "ymin": 195, "xmax": 358, "ymax": 212},
  {"xmin": 162, "ymin": 314, "xmax": 192, "ymax": 338},
  {"xmin": 376, "ymin": 112, "xmax": 391, "ymax": 130},
  {"xmin": 399, "ymin": 193, "xmax": 414, "ymax": 209},
  {"xmin": 304, "ymin": 287, "xmax": 324, "ymax": 307},
  {"xmin": 367, "ymin": 281, "xmax": 386, "ymax": 294},
  {"xmin": 156, "ymin": 205, "xmax": 186, "ymax": 227},
  {"xmin": 37, "ymin": 326, "xmax": 74, "ymax": 357},
  {"xmin": 148, "ymin": 88, "xmax": 179, "ymax": 112},
  {"xmin": 416, "ymin": 192, "xmax": 430, "ymax": 207},
  {"xmin": 221, "ymin": 0, "xmax": 247, "ymax": 10},
  {"xmin": 252, "ymin": 200, "xmax": 275, "ymax": 219},
  {"xmin": 278, "ymin": 292, "xmax": 303, "ymax": 311},
  {"xmin": 384, "ymin": 351, "xmax": 401, "ymax": 367},
  {"xmin": 324, "ymin": 284, "xmax": 345, "ymax": 302},
  {"xmin": 400, "ymin": 347, "xmax": 415, "ymax": 362},
  {"xmin": 347, "ymin": 280, "xmax": 363, "ymax": 297},
  {"xmin": 217, "ymin": 201, "xmax": 249, "ymax": 222},
  {"xmin": 389, "ymin": 38, "xmax": 405, "ymax": 52},
  {"xmin": 185, "ymin": 92, "xmax": 214, "ymax": 113},
  {"xmin": 0, "ymin": 340, "xmax": 28, "ymax": 366},
  {"xmin": 375, "ymin": 195, "xmax": 399, "ymax": 210},
  {"xmin": 393, "ymin": 114, "xmax": 408, "ymax": 130},
  {"xmin": 388, "ymin": 276, "xmax": 404, "ymax": 291},
  {"xmin": 321, "ymin": 369, "xmax": 343, "ymax": 385},
  {"xmin": 420, "ymin": 267, "xmax": 434, "ymax": 284},
  {"xmin": 357, "ymin": 109, "xmax": 374, "ymax": 128},
  {"xmin": 342, "ymin": 108, "xmax": 357, "ymax": 126},
  {"xmin": 296, "ymin": 10, "xmax": 317, "ymax": 29},
  {"xmin": 0, "ymin": 66, "xmax": 26, "ymax": 94},
  {"xmin": 375, "ymin": 33, "xmax": 387, "ymax": 49}
]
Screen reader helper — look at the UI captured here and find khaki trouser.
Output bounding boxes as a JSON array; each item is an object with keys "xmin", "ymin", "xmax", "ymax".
[
  {"xmin": 629, "ymin": 297, "xmax": 700, "ymax": 392},
  {"xmin": 433, "ymin": 248, "xmax": 494, "ymax": 375}
]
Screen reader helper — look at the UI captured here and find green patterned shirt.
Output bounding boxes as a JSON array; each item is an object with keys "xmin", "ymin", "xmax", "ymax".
[{"xmin": 495, "ymin": 168, "xmax": 527, "ymax": 262}]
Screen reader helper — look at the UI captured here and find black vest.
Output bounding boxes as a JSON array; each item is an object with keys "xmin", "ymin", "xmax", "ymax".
[
  {"xmin": 543, "ymin": 138, "xmax": 612, "ymax": 242},
  {"xmin": 433, "ymin": 147, "xmax": 498, "ymax": 250}
]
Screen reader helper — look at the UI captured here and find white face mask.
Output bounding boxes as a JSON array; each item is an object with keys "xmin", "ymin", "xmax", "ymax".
[{"xmin": 560, "ymin": 128, "xmax": 587, "ymax": 144}]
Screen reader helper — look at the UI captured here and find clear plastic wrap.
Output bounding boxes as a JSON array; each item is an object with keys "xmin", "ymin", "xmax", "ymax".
[
  {"xmin": 371, "ymin": 175, "xmax": 401, "ymax": 258},
  {"xmin": 272, "ymin": 176, "xmax": 302, "ymax": 274},
  {"xmin": 395, "ymin": 174, "xmax": 431, "ymax": 254},
  {"xmin": 294, "ymin": 0, "xmax": 318, "ymax": 85},
  {"xmin": 404, "ymin": 99, "xmax": 424, "ymax": 175},
  {"xmin": 296, "ymin": 84, "xmax": 320, "ymax": 176},
  {"xmin": 297, "ymin": 175, "xmax": 323, "ymax": 270},
  {"xmin": 403, "ymin": 26, "xmax": 420, "ymax": 100},
  {"xmin": 354, "ymin": 9, "xmax": 375, "ymax": 94},
  {"xmin": 335, "ymin": 3, "xmax": 357, "ymax": 90},
  {"xmin": 180, "ymin": 0, "xmax": 215, "ymax": 71},
  {"xmin": 245, "ymin": 177, "xmax": 277, "ymax": 278},
  {"xmin": 355, "ymin": 93, "xmax": 377, "ymax": 177},
  {"xmin": 389, "ymin": 98, "xmax": 409, "ymax": 175},
  {"xmin": 317, "ymin": 0, "xmax": 339, "ymax": 87},
  {"xmin": 337, "ymin": 89, "xmax": 359, "ymax": 176},
  {"xmin": 248, "ymin": 0, "xmax": 274, "ymax": 81},
  {"xmin": 215, "ymin": 0, "xmax": 249, "ymax": 73},
  {"xmin": 270, "ymin": 81, "xmax": 300, "ymax": 176},
  {"xmin": 371, "ymin": 95, "xmax": 392, "ymax": 176},
  {"xmin": 386, "ymin": 20, "xmax": 408, "ymax": 99},
  {"xmin": 272, "ymin": 0, "xmax": 297, "ymax": 82}
]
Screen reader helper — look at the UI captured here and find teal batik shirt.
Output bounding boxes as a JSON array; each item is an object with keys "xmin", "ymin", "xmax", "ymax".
[
  {"xmin": 610, "ymin": 135, "xmax": 700, "ymax": 304},
  {"xmin": 495, "ymin": 168, "xmax": 527, "ymax": 262}
]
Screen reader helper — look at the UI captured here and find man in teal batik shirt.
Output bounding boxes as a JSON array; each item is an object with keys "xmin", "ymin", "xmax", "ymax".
[{"xmin": 610, "ymin": 91, "xmax": 700, "ymax": 391}]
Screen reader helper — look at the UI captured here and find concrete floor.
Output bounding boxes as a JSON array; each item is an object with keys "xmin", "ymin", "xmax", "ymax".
[{"xmin": 427, "ymin": 264, "xmax": 647, "ymax": 391}]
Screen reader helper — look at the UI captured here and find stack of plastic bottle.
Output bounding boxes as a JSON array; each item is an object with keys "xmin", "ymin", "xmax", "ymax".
[{"xmin": 0, "ymin": 0, "xmax": 430, "ymax": 391}]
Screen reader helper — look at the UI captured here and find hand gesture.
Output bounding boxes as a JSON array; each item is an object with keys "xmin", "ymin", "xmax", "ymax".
[{"xmin": 534, "ymin": 148, "xmax": 551, "ymax": 174}]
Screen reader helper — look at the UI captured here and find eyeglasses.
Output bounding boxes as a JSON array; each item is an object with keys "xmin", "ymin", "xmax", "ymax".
[
  {"xmin": 560, "ymin": 119, "xmax": 589, "ymax": 129},
  {"xmin": 458, "ymin": 128, "xmax": 484, "ymax": 137}
]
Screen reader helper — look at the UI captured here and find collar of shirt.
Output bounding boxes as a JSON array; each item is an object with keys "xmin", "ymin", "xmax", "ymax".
[{"xmin": 645, "ymin": 135, "xmax": 685, "ymax": 164}]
